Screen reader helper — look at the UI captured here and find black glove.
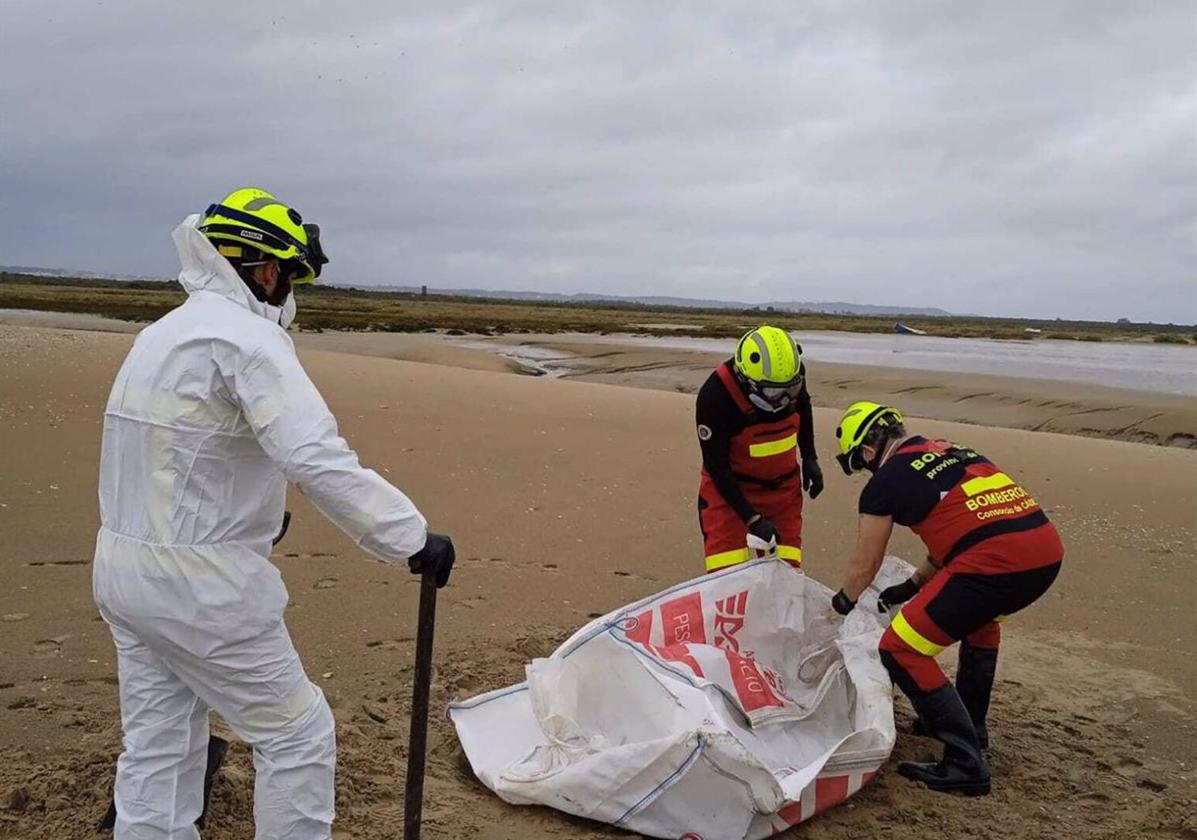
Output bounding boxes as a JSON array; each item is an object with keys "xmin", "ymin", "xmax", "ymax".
[
  {"xmin": 831, "ymin": 589, "xmax": 856, "ymax": 616},
  {"xmin": 877, "ymin": 577, "xmax": 920, "ymax": 612},
  {"xmin": 408, "ymin": 532, "xmax": 455, "ymax": 588},
  {"xmin": 803, "ymin": 458, "xmax": 824, "ymax": 499},
  {"xmin": 747, "ymin": 516, "xmax": 779, "ymax": 544}
]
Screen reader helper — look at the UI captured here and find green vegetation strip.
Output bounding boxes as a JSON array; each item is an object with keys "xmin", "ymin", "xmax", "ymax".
[{"xmin": 0, "ymin": 274, "xmax": 1191, "ymax": 344}]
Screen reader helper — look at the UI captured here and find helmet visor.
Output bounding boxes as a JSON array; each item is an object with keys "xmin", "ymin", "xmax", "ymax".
[
  {"xmin": 282, "ymin": 259, "xmax": 314, "ymax": 285},
  {"xmin": 301, "ymin": 223, "xmax": 328, "ymax": 281},
  {"xmin": 753, "ymin": 376, "xmax": 804, "ymax": 409}
]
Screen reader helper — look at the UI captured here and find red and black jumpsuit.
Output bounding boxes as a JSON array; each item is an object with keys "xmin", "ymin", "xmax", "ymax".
[
  {"xmin": 696, "ymin": 360, "xmax": 815, "ymax": 572},
  {"xmin": 861, "ymin": 437, "xmax": 1064, "ymax": 694}
]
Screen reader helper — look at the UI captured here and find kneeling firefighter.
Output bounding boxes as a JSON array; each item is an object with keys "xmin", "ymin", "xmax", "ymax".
[
  {"xmin": 695, "ymin": 325, "xmax": 822, "ymax": 573},
  {"xmin": 828, "ymin": 401, "xmax": 1064, "ymax": 796},
  {"xmin": 93, "ymin": 188, "xmax": 456, "ymax": 838}
]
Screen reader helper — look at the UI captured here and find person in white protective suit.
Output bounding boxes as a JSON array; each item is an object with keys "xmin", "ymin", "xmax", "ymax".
[{"xmin": 92, "ymin": 187, "xmax": 456, "ymax": 839}]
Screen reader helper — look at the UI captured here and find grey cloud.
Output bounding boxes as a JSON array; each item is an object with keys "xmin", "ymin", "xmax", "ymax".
[{"xmin": 1, "ymin": 0, "xmax": 1193, "ymax": 321}]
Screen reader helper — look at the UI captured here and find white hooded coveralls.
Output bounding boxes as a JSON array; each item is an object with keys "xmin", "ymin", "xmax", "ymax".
[{"xmin": 93, "ymin": 216, "xmax": 428, "ymax": 839}]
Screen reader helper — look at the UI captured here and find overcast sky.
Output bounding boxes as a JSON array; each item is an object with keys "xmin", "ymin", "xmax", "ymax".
[{"xmin": 1, "ymin": 2, "xmax": 1193, "ymax": 321}]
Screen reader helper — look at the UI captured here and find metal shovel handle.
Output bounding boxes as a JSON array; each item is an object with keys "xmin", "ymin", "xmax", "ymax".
[{"xmin": 404, "ymin": 570, "xmax": 439, "ymax": 840}]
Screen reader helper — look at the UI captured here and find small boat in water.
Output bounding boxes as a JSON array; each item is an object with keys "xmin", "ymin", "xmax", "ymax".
[{"xmin": 894, "ymin": 322, "xmax": 927, "ymax": 336}]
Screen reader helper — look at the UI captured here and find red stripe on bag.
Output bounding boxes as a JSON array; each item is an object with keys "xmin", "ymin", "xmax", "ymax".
[
  {"xmin": 772, "ymin": 770, "xmax": 880, "ymax": 831},
  {"xmin": 812, "ymin": 775, "xmax": 850, "ymax": 817},
  {"xmin": 776, "ymin": 800, "xmax": 804, "ymax": 827},
  {"xmin": 625, "ymin": 609, "xmax": 653, "ymax": 646},
  {"xmin": 725, "ymin": 649, "xmax": 784, "ymax": 711},
  {"xmin": 660, "ymin": 593, "xmax": 707, "ymax": 645}
]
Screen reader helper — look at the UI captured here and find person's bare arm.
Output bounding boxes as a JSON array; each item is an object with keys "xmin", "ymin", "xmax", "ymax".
[{"xmin": 839, "ymin": 513, "xmax": 894, "ymax": 601}]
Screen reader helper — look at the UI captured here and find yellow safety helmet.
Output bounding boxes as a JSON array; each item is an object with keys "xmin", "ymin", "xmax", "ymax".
[
  {"xmin": 199, "ymin": 187, "xmax": 328, "ymax": 284},
  {"xmin": 834, "ymin": 401, "xmax": 905, "ymax": 475},
  {"xmin": 733, "ymin": 325, "xmax": 804, "ymax": 412}
]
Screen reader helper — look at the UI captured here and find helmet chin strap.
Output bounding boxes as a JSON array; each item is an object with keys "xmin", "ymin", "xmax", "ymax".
[
  {"xmin": 865, "ymin": 435, "xmax": 904, "ymax": 473},
  {"xmin": 267, "ymin": 274, "xmax": 292, "ymax": 307},
  {"xmin": 240, "ymin": 264, "xmax": 292, "ymax": 307},
  {"xmin": 864, "ymin": 445, "xmax": 884, "ymax": 473}
]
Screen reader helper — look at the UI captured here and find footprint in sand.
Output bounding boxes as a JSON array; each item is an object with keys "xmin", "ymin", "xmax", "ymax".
[
  {"xmin": 32, "ymin": 638, "xmax": 64, "ymax": 657},
  {"xmin": 542, "ymin": 563, "xmax": 558, "ymax": 571},
  {"xmin": 464, "ymin": 557, "xmax": 509, "ymax": 567},
  {"xmin": 1111, "ymin": 756, "xmax": 1144, "ymax": 777},
  {"xmin": 365, "ymin": 637, "xmax": 412, "ymax": 650},
  {"xmin": 313, "ymin": 577, "xmax": 338, "ymax": 590},
  {"xmin": 611, "ymin": 569, "xmax": 659, "ymax": 583}
]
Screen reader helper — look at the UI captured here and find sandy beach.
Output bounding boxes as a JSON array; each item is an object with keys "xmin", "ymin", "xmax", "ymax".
[{"xmin": 1, "ymin": 320, "xmax": 1194, "ymax": 839}]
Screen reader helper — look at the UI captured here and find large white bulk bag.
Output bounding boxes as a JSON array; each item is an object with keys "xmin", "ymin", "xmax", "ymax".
[{"xmin": 450, "ymin": 557, "xmax": 912, "ymax": 839}]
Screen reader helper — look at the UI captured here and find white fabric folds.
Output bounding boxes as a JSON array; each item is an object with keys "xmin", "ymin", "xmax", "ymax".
[{"xmin": 450, "ymin": 557, "xmax": 912, "ymax": 840}]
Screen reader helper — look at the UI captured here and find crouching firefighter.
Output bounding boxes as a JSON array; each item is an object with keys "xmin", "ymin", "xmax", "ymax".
[
  {"xmin": 696, "ymin": 325, "xmax": 822, "ymax": 573},
  {"xmin": 827, "ymin": 402, "xmax": 1063, "ymax": 796}
]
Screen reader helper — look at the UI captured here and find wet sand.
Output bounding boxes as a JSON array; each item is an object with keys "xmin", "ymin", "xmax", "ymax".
[
  {"xmin": 481, "ymin": 334, "xmax": 1197, "ymax": 449},
  {"xmin": 0, "ymin": 322, "xmax": 1194, "ymax": 839}
]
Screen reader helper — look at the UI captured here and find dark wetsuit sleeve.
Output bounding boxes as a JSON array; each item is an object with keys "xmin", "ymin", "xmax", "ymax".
[
  {"xmin": 858, "ymin": 473, "xmax": 894, "ymax": 517},
  {"xmin": 796, "ymin": 385, "xmax": 816, "ymax": 461},
  {"xmin": 696, "ymin": 378, "xmax": 758, "ymax": 522}
]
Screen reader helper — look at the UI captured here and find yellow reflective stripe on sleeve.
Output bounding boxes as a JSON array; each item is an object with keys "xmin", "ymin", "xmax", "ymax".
[
  {"xmin": 749, "ymin": 433, "xmax": 798, "ymax": 458},
  {"xmin": 961, "ymin": 472, "xmax": 1014, "ymax": 497},
  {"xmin": 891, "ymin": 611, "xmax": 946, "ymax": 656},
  {"xmin": 705, "ymin": 547, "xmax": 750, "ymax": 572},
  {"xmin": 777, "ymin": 545, "xmax": 802, "ymax": 563}
]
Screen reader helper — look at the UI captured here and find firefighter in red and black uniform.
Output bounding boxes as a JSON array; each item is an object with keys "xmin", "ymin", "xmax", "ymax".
[
  {"xmin": 829, "ymin": 401, "xmax": 1063, "ymax": 797},
  {"xmin": 696, "ymin": 325, "xmax": 823, "ymax": 573}
]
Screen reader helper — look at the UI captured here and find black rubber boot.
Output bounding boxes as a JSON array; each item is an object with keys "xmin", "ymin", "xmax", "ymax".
[
  {"xmin": 912, "ymin": 644, "xmax": 996, "ymax": 750},
  {"xmin": 197, "ymin": 735, "xmax": 230, "ymax": 827},
  {"xmin": 98, "ymin": 736, "xmax": 229, "ymax": 831},
  {"xmin": 956, "ymin": 643, "xmax": 997, "ymax": 751},
  {"xmin": 913, "ymin": 714, "xmax": 990, "ymax": 750},
  {"xmin": 898, "ymin": 685, "xmax": 991, "ymax": 796}
]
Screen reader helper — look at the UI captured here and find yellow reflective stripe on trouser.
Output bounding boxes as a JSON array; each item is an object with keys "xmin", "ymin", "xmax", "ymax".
[
  {"xmin": 961, "ymin": 472, "xmax": 1014, "ymax": 497},
  {"xmin": 706, "ymin": 548, "xmax": 750, "ymax": 571},
  {"xmin": 891, "ymin": 610, "xmax": 946, "ymax": 656},
  {"xmin": 705, "ymin": 545, "xmax": 801, "ymax": 571},
  {"xmin": 777, "ymin": 545, "xmax": 802, "ymax": 564},
  {"xmin": 748, "ymin": 433, "xmax": 797, "ymax": 458}
]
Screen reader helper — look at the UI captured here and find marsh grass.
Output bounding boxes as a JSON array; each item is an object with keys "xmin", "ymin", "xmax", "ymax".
[{"xmin": 1, "ymin": 274, "xmax": 1190, "ymax": 345}]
